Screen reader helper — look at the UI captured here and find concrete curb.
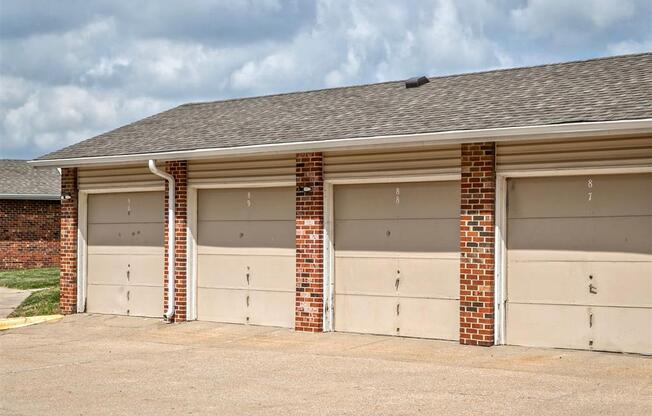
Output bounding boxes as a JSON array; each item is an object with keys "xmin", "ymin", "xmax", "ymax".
[{"xmin": 0, "ymin": 314, "xmax": 64, "ymax": 331}]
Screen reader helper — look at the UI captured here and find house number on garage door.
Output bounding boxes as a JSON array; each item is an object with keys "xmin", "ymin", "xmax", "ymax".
[{"xmin": 587, "ymin": 178, "xmax": 593, "ymax": 201}]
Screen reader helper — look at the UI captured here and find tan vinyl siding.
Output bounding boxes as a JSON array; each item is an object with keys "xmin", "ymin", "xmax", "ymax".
[
  {"xmin": 497, "ymin": 136, "xmax": 652, "ymax": 171},
  {"xmin": 188, "ymin": 155, "xmax": 295, "ymax": 184},
  {"xmin": 78, "ymin": 165, "xmax": 163, "ymax": 190},
  {"xmin": 324, "ymin": 145, "xmax": 461, "ymax": 180}
]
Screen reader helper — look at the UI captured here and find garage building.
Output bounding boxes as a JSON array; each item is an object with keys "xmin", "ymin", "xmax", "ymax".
[{"xmin": 32, "ymin": 53, "xmax": 652, "ymax": 354}]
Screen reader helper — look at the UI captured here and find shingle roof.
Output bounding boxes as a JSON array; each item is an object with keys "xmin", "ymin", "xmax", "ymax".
[
  {"xmin": 38, "ymin": 53, "xmax": 652, "ymax": 161},
  {"xmin": 0, "ymin": 160, "xmax": 60, "ymax": 198}
]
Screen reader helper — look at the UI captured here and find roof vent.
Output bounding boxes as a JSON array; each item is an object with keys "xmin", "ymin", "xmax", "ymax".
[{"xmin": 405, "ymin": 76, "xmax": 429, "ymax": 88}]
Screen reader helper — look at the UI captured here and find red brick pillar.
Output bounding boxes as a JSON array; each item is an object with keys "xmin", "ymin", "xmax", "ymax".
[
  {"xmin": 459, "ymin": 142, "xmax": 496, "ymax": 346},
  {"xmin": 295, "ymin": 153, "xmax": 324, "ymax": 332},
  {"xmin": 163, "ymin": 161, "xmax": 188, "ymax": 322},
  {"xmin": 60, "ymin": 168, "xmax": 78, "ymax": 315}
]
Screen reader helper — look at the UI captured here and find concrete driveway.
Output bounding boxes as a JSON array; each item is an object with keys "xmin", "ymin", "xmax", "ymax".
[{"xmin": 1, "ymin": 315, "xmax": 650, "ymax": 415}]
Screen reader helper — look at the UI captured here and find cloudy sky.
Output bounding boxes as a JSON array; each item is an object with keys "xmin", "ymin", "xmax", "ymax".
[{"xmin": 1, "ymin": 0, "xmax": 650, "ymax": 159}]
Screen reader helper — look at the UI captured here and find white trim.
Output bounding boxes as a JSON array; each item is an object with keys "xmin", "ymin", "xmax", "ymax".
[
  {"xmin": 323, "ymin": 181, "xmax": 335, "ymax": 332},
  {"xmin": 30, "ymin": 119, "xmax": 652, "ymax": 167},
  {"xmin": 493, "ymin": 176, "xmax": 507, "ymax": 345},
  {"xmin": 76, "ymin": 186, "xmax": 166, "ymax": 316},
  {"xmin": 324, "ymin": 173, "xmax": 461, "ymax": 333},
  {"xmin": 77, "ymin": 191, "xmax": 88, "ymax": 313},
  {"xmin": 0, "ymin": 193, "xmax": 60, "ymax": 200},
  {"xmin": 187, "ymin": 186, "xmax": 198, "ymax": 321},
  {"xmin": 494, "ymin": 165, "xmax": 652, "ymax": 346}
]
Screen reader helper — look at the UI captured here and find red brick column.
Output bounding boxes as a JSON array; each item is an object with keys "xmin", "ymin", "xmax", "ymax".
[
  {"xmin": 60, "ymin": 168, "xmax": 78, "ymax": 314},
  {"xmin": 459, "ymin": 142, "xmax": 496, "ymax": 346},
  {"xmin": 295, "ymin": 153, "xmax": 324, "ymax": 332},
  {"xmin": 163, "ymin": 161, "xmax": 188, "ymax": 322}
]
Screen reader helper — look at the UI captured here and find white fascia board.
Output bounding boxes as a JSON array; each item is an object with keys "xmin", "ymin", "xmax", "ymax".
[
  {"xmin": 28, "ymin": 118, "xmax": 652, "ymax": 168},
  {"xmin": 0, "ymin": 193, "xmax": 60, "ymax": 200}
]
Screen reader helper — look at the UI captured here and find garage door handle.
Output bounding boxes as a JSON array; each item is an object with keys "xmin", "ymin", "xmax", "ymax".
[
  {"xmin": 246, "ymin": 295, "xmax": 250, "ymax": 307},
  {"xmin": 246, "ymin": 273, "xmax": 250, "ymax": 285},
  {"xmin": 126, "ymin": 270, "xmax": 130, "ymax": 281},
  {"xmin": 589, "ymin": 313, "xmax": 593, "ymax": 328},
  {"xmin": 396, "ymin": 303, "xmax": 400, "ymax": 316},
  {"xmin": 395, "ymin": 277, "xmax": 400, "ymax": 290}
]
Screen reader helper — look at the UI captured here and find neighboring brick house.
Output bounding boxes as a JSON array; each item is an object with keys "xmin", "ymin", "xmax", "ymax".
[
  {"xmin": 31, "ymin": 53, "xmax": 652, "ymax": 355},
  {"xmin": 0, "ymin": 160, "xmax": 61, "ymax": 270}
]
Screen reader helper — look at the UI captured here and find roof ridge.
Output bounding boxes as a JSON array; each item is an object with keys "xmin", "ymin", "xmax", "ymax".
[{"xmin": 179, "ymin": 52, "xmax": 651, "ymax": 108}]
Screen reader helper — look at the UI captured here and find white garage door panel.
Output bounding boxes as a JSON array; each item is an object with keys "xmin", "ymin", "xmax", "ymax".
[
  {"xmin": 398, "ymin": 258, "xmax": 459, "ymax": 299},
  {"xmin": 508, "ymin": 261, "xmax": 652, "ymax": 307},
  {"xmin": 506, "ymin": 303, "xmax": 590, "ymax": 350},
  {"xmin": 198, "ymin": 254, "xmax": 294, "ymax": 291},
  {"xmin": 399, "ymin": 298, "xmax": 459, "ymax": 340},
  {"xmin": 249, "ymin": 291, "xmax": 295, "ymax": 327},
  {"xmin": 87, "ymin": 254, "xmax": 163, "ymax": 286},
  {"xmin": 198, "ymin": 187, "xmax": 294, "ymax": 221},
  {"xmin": 87, "ymin": 223, "xmax": 165, "ymax": 253},
  {"xmin": 197, "ymin": 288, "xmax": 247, "ymax": 323},
  {"xmin": 86, "ymin": 192, "xmax": 164, "ymax": 318},
  {"xmin": 508, "ymin": 174, "xmax": 652, "ymax": 218},
  {"xmin": 508, "ymin": 217, "xmax": 651, "ymax": 262},
  {"xmin": 86, "ymin": 285, "xmax": 128, "ymax": 316},
  {"xmin": 334, "ymin": 294, "xmax": 397, "ymax": 335},
  {"xmin": 334, "ymin": 181, "xmax": 459, "ymax": 219},
  {"xmin": 196, "ymin": 187, "xmax": 295, "ymax": 328},
  {"xmin": 128, "ymin": 286, "xmax": 165, "ymax": 317},
  {"xmin": 333, "ymin": 181, "xmax": 460, "ymax": 340},
  {"xmin": 592, "ymin": 307, "xmax": 652, "ymax": 354},
  {"xmin": 335, "ymin": 219, "xmax": 458, "ymax": 255},
  {"xmin": 198, "ymin": 220, "xmax": 294, "ymax": 253},
  {"xmin": 88, "ymin": 192, "xmax": 164, "ymax": 223},
  {"xmin": 335, "ymin": 257, "xmax": 397, "ymax": 295}
]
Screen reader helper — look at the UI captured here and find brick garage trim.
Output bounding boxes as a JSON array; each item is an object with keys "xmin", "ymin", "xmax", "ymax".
[
  {"xmin": 0, "ymin": 199, "xmax": 60, "ymax": 270},
  {"xmin": 459, "ymin": 142, "xmax": 496, "ymax": 346},
  {"xmin": 60, "ymin": 168, "xmax": 78, "ymax": 315},
  {"xmin": 295, "ymin": 153, "xmax": 324, "ymax": 332},
  {"xmin": 164, "ymin": 161, "xmax": 188, "ymax": 322}
]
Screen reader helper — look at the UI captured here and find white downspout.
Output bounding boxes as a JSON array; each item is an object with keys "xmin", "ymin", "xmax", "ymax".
[{"xmin": 148, "ymin": 160, "xmax": 175, "ymax": 322}]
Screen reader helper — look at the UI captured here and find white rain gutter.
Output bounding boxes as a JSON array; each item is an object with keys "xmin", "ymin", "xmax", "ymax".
[
  {"xmin": 28, "ymin": 119, "xmax": 652, "ymax": 168},
  {"xmin": 148, "ymin": 160, "xmax": 175, "ymax": 322}
]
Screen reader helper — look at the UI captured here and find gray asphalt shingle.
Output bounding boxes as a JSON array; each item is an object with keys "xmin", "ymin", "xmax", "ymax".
[
  {"xmin": 0, "ymin": 160, "xmax": 60, "ymax": 197},
  {"xmin": 37, "ymin": 53, "xmax": 652, "ymax": 161}
]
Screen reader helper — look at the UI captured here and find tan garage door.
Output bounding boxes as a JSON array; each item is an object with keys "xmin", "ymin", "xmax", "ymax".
[
  {"xmin": 506, "ymin": 173, "xmax": 652, "ymax": 354},
  {"xmin": 197, "ymin": 187, "xmax": 295, "ymax": 328},
  {"xmin": 333, "ymin": 181, "xmax": 460, "ymax": 339},
  {"xmin": 86, "ymin": 192, "xmax": 164, "ymax": 317}
]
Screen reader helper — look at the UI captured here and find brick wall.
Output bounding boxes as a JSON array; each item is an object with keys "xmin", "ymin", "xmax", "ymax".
[
  {"xmin": 0, "ymin": 199, "xmax": 60, "ymax": 270},
  {"xmin": 60, "ymin": 168, "xmax": 78, "ymax": 315},
  {"xmin": 295, "ymin": 153, "xmax": 324, "ymax": 332},
  {"xmin": 163, "ymin": 161, "xmax": 188, "ymax": 322},
  {"xmin": 459, "ymin": 142, "xmax": 496, "ymax": 346}
]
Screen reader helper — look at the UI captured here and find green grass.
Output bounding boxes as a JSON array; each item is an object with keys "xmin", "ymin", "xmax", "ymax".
[
  {"xmin": 9, "ymin": 287, "xmax": 60, "ymax": 317},
  {"xmin": 0, "ymin": 267, "xmax": 59, "ymax": 290},
  {"xmin": 0, "ymin": 268, "xmax": 60, "ymax": 318}
]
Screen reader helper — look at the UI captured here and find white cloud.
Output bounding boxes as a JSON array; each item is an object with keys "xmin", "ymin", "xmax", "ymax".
[
  {"xmin": 0, "ymin": 0, "xmax": 650, "ymax": 158},
  {"xmin": 1, "ymin": 85, "xmax": 168, "ymax": 155},
  {"xmin": 511, "ymin": 0, "xmax": 636, "ymax": 39}
]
